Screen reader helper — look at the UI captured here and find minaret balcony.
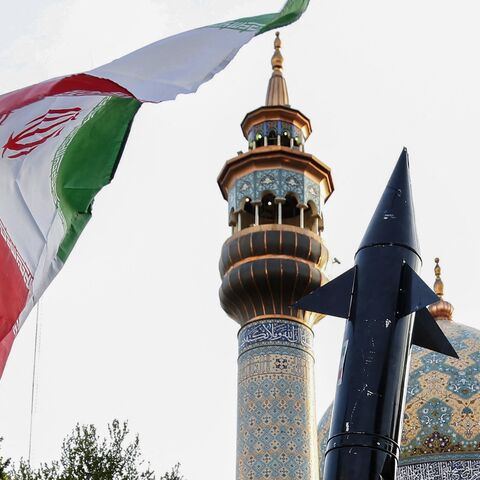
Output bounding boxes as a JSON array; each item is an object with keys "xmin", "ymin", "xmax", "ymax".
[
  {"xmin": 218, "ymin": 146, "xmax": 334, "ymax": 222},
  {"xmin": 218, "ymin": 223, "xmax": 328, "ymax": 328}
]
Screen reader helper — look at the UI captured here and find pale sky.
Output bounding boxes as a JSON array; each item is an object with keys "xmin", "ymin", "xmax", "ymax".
[{"xmin": 1, "ymin": 1, "xmax": 479, "ymax": 479}]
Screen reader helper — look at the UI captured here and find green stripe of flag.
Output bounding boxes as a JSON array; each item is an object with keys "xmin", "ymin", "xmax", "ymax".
[
  {"xmin": 213, "ymin": 0, "xmax": 309, "ymax": 35},
  {"xmin": 55, "ymin": 96, "xmax": 141, "ymax": 262},
  {"xmin": 258, "ymin": 0, "xmax": 310, "ymax": 34}
]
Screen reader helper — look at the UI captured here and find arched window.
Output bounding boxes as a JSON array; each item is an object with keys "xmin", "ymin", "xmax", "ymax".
[
  {"xmin": 240, "ymin": 197, "xmax": 255, "ymax": 229},
  {"xmin": 255, "ymin": 132, "xmax": 264, "ymax": 148},
  {"xmin": 283, "ymin": 194, "xmax": 298, "ymax": 219},
  {"xmin": 243, "ymin": 198, "xmax": 254, "ymax": 215},
  {"xmin": 259, "ymin": 193, "xmax": 276, "ymax": 224},
  {"xmin": 267, "ymin": 130, "xmax": 277, "ymax": 146},
  {"xmin": 280, "ymin": 194, "xmax": 301, "ymax": 227},
  {"xmin": 280, "ymin": 130, "xmax": 291, "ymax": 147}
]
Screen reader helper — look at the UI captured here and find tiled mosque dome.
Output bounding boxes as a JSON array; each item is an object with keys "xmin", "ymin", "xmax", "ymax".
[{"xmin": 317, "ymin": 261, "xmax": 480, "ymax": 479}]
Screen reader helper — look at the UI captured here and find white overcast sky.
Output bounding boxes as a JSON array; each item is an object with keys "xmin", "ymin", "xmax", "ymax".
[{"xmin": 1, "ymin": 1, "xmax": 480, "ymax": 478}]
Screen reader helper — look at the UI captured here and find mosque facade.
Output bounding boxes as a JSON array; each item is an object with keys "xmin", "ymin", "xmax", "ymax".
[{"xmin": 218, "ymin": 34, "xmax": 480, "ymax": 480}]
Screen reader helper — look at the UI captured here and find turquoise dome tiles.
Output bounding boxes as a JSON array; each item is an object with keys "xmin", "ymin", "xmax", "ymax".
[
  {"xmin": 317, "ymin": 320, "xmax": 480, "ymax": 479},
  {"xmin": 401, "ymin": 320, "xmax": 480, "ymax": 465},
  {"xmin": 237, "ymin": 320, "xmax": 319, "ymax": 480},
  {"xmin": 228, "ymin": 169, "xmax": 320, "ymax": 212},
  {"xmin": 316, "ymin": 404, "xmax": 332, "ymax": 480}
]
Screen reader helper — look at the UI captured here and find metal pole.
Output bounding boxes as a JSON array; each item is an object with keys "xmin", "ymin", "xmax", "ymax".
[{"xmin": 28, "ymin": 301, "xmax": 41, "ymax": 463}]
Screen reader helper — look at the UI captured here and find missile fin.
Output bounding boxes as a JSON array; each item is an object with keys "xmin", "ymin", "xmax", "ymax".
[
  {"xmin": 412, "ymin": 308, "xmax": 459, "ymax": 359},
  {"xmin": 292, "ymin": 266, "xmax": 356, "ymax": 319},
  {"xmin": 397, "ymin": 263, "xmax": 439, "ymax": 318}
]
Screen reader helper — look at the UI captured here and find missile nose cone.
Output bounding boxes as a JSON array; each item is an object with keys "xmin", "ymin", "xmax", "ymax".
[{"xmin": 357, "ymin": 148, "xmax": 420, "ymax": 256}]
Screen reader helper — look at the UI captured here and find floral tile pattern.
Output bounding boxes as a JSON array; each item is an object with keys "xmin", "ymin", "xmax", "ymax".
[
  {"xmin": 238, "ymin": 320, "xmax": 318, "ymax": 480},
  {"xmin": 229, "ymin": 169, "xmax": 319, "ymax": 212}
]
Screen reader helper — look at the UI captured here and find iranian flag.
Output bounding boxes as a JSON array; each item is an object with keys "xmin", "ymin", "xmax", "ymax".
[{"xmin": 0, "ymin": 0, "xmax": 309, "ymax": 377}]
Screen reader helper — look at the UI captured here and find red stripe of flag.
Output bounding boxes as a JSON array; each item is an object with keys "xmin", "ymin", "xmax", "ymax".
[
  {"xmin": 0, "ymin": 233, "xmax": 29, "ymax": 345},
  {"xmin": 0, "ymin": 330, "xmax": 15, "ymax": 378},
  {"xmin": 0, "ymin": 73, "xmax": 135, "ymax": 117}
]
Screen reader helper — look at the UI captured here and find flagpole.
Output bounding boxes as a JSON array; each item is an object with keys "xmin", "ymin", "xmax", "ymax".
[{"xmin": 28, "ymin": 301, "xmax": 41, "ymax": 464}]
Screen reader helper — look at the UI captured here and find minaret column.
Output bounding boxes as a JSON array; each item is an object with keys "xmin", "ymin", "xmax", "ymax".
[
  {"xmin": 237, "ymin": 319, "xmax": 318, "ymax": 480},
  {"xmin": 217, "ymin": 32, "xmax": 335, "ymax": 480},
  {"xmin": 219, "ymin": 224, "xmax": 328, "ymax": 480}
]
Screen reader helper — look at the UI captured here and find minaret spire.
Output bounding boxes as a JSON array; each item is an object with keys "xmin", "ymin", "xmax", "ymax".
[
  {"xmin": 429, "ymin": 257, "xmax": 454, "ymax": 320},
  {"xmin": 265, "ymin": 32, "xmax": 290, "ymax": 106}
]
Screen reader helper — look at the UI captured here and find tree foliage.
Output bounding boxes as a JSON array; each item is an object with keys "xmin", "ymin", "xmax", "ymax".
[
  {"xmin": 2, "ymin": 420, "xmax": 182, "ymax": 480},
  {"xmin": 159, "ymin": 464, "xmax": 183, "ymax": 480},
  {"xmin": 0, "ymin": 438, "xmax": 12, "ymax": 480}
]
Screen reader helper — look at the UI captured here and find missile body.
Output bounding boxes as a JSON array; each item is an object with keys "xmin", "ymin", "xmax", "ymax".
[{"xmin": 295, "ymin": 150, "xmax": 457, "ymax": 480}]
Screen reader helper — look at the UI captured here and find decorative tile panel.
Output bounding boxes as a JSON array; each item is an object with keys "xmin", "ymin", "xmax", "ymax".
[
  {"xmin": 229, "ymin": 169, "xmax": 321, "ymax": 212},
  {"xmin": 237, "ymin": 173, "xmax": 255, "ymax": 205},
  {"xmin": 282, "ymin": 172, "xmax": 304, "ymax": 199},
  {"xmin": 228, "ymin": 189, "xmax": 236, "ymax": 215},
  {"xmin": 317, "ymin": 404, "xmax": 332, "ymax": 479},
  {"xmin": 257, "ymin": 169, "xmax": 281, "ymax": 197},
  {"xmin": 237, "ymin": 320, "xmax": 318, "ymax": 480},
  {"xmin": 239, "ymin": 320, "xmax": 313, "ymax": 356},
  {"xmin": 401, "ymin": 321, "xmax": 480, "ymax": 465},
  {"xmin": 397, "ymin": 460, "xmax": 480, "ymax": 479},
  {"xmin": 304, "ymin": 177, "xmax": 320, "ymax": 206}
]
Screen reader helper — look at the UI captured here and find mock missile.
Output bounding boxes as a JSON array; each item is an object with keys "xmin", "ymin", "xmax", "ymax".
[{"xmin": 294, "ymin": 149, "xmax": 458, "ymax": 480}]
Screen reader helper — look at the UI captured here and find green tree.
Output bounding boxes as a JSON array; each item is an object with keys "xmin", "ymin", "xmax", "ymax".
[
  {"xmin": 0, "ymin": 438, "xmax": 12, "ymax": 480},
  {"xmin": 159, "ymin": 464, "xmax": 183, "ymax": 480},
  {"xmin": 9, "ymin": 420, "xmax": 183, "ymax": 480}
]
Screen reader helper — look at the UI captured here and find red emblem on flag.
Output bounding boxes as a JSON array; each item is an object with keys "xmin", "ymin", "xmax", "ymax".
[
  {"xmin": 2, "ymin": 107, "xmax": 81, "ymax": 159},
  {"xmin": 0, "ymin": 113, "xmax": 9, "ymax": 126}
]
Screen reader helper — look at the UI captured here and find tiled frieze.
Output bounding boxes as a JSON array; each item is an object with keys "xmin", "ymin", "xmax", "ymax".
[
  {"xmin": 229, "ymin": 169, "xmax": 318, "ymax": 212},
  {"xmin": 237, "ymin": 320, "xmax": 318, "ymax": 480},
  {"xmin": 238, "ymin": 320, "xmax": 313, "ymax": 355},
  {"xmin": 397, "ymin": 460, "xmax": 480, "ymax": 480}
]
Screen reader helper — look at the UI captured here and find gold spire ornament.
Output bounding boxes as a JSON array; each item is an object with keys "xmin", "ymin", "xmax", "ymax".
[
  {"xmin": 429, "ymin": 257, "xmax": 454, "ymax": 321},
  {"xmin": 265, "ymin": 32, "xmax": 290, "ymax": 106}
]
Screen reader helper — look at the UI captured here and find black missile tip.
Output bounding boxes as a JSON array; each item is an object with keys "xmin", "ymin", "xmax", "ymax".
[
  {"xmin": 357, "ymin": 148, "xmax": 420, "ymax": 256},
  {"xmin": 399, "ymin": 147, "xmax": 409, "ymax": 166}
]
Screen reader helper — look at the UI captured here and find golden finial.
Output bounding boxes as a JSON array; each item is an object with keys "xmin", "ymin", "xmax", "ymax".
[
  {"xmin": 429, "ymin": 257, "xmax": 454, "ymax": 321},
  {"xmin": 265, "ymin": 32, "xmax": 290, "ymax": 106},
  {"xmin": 433, "ymin": 257, "xmax": 444, "ymax": 297},
  {"xmin": 271, "ymin": 32, "xmax": 284, "ymax": 70}
]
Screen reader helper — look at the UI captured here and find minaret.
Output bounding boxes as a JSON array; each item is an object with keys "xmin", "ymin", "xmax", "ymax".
[{"xmin": 218, "ymin": 33, "xmax": 334, "ymax": 480}]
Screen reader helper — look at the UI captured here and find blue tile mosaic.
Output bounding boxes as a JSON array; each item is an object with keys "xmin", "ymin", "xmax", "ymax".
[
  {"xmin": 229, "ymin": 169, "xmax": 320, "ymax": 212},
  {"xmin": 237, "ymin": 320, "xmax": 318, "ymax": 480}
]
